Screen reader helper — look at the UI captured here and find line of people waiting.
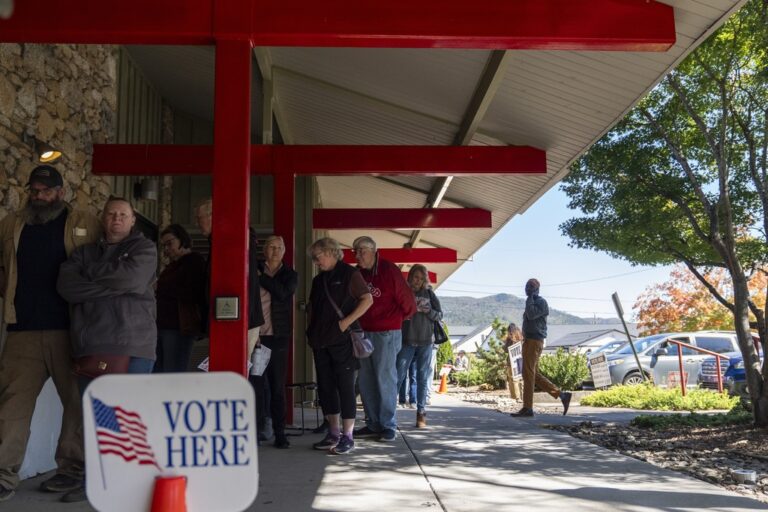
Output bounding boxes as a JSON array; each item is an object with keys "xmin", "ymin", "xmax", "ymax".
[{"xmin": 0, "ymin": 165, "xmax": 446, "ymax": 506}]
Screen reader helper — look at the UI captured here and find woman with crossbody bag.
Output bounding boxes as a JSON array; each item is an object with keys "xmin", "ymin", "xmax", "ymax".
[
  {"xmin": 306, "ymin": 238, "xmax": 373, "ymax": 455},
  {"xmin": 397, "ymin": 264, "xmax": 442, "ymax": 428}
]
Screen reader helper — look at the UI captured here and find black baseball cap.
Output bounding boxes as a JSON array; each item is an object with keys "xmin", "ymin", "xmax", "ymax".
[{"xmin": 27, "ymin": 165, "xmax": 64, "ymax": 188}]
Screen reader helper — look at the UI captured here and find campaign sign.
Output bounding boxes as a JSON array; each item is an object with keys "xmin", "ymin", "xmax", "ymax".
[
  {"xmin": 589, "ymin": 353, "xmax": 612, "ymax": 388},
  {"xmin": 507, "ymin": 342, "xmax": 523, "ymax": 380},
  {"xmin": 83, "ymin": 373, "xmax": 257, "ymax": 512}
]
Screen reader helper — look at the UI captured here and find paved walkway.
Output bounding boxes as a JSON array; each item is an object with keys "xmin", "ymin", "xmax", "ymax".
[{"xmin": 8, "ymin": 394, "xmax": 767, "ymax": 511}]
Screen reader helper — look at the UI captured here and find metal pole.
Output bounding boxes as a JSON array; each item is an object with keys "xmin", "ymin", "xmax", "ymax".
[{"xmin": 611, "ymin": 292, "xmax": 645, "ymax": 382}]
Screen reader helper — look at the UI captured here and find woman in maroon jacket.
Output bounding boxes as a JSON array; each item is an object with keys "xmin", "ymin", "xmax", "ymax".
[{"xmin": 154, "ymin": 224, "xmax": 207, "ymax": 372}]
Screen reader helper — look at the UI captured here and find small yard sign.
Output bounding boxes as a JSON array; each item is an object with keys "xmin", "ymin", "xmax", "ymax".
[{"xmin": 589, "ymin": 353, "xmax": 612, "ymax": 388}]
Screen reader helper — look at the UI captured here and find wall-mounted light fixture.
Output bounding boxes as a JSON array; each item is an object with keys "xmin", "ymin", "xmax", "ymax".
[
  {"xmin": 37, "ymin": 141, "xmax": 62, "ymax": 163},
  {"xmin": 21, "ymin": 133, "xmax": 63, "ymax": 163}
]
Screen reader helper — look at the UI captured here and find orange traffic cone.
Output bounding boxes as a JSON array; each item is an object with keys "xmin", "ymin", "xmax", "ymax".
[
  {"xmin": 437, "ymin": 373, "xmax": 448, "ymax": 394},
  {"xmin": 151, "ymin": 476, "xmax": 187, "ymax": 512}
]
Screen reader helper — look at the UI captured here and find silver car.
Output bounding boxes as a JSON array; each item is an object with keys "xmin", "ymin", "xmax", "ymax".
[{"xmin": 605, "ymin": 332, "xmax": 740, "ymax": 387}]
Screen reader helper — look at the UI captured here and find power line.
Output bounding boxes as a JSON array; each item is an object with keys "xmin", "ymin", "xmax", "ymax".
[
  {"xmin": 447, "ymin": 268, "xmax": 655, "ymax": 288},
  {"xmin": 438, "ymin": 288, "xmax": 612, "ymax": 302}
]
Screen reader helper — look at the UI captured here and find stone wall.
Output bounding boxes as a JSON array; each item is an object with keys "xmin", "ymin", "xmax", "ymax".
[{"xmin": 0, "ymin": 43, "xmax": 118, "ymax": 219}]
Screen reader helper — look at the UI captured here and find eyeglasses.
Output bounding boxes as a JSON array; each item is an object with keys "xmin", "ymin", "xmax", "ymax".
[
  {"xmin": 353, "ymin": 247, "xmax": 373, "ymax": 255},
  {"xmin": 311, "ymin": 253, "xmax": 323, "ymax": 262},
  {"xmin": 161, "ymin": 238, "xmax": 178, "ymax": 248}
]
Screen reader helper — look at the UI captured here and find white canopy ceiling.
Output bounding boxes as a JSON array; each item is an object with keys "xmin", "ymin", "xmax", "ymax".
[{"xmin": 127, "ymin": 0, "xmax": 745, "ymax": 286}]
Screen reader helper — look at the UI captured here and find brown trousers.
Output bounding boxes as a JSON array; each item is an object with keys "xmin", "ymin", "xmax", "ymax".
[
  {"xmin": 0, "ymin": 330, "xmax": 84, "ymax": 490},
  {"xmin": 522, "ymin": 338, "xmax": 560, "ymax": 409}
]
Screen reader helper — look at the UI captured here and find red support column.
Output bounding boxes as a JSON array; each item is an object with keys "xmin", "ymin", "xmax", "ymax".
[
  {"xmin": 273, "ymin": 172, "xmax": 296, "ymax": 423},
  {"xmin": 209, "ymin": 38, "xmax": 253, "ymax": 375}
]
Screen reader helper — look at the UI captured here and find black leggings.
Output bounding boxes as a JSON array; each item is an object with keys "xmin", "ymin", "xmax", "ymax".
[
  {"xmin": 250, "ymin": 336, "xmax": 289, "ymax": 436},
  {"xmin": 312, "ymin": 342, "xmax": 357, "ymax": 420}
]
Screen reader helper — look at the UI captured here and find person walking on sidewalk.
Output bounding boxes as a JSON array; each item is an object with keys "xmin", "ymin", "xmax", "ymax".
[
  {"xmin": 510, "ymin": 279, "xmax": 572, "ymax": 418},
  {"xmin": 353, "ymin": 236, "xmax": 416, "ymax": 442},
  {"xmin": 0, "ymin": 165, "xmax": 100, "ymax": 503}
]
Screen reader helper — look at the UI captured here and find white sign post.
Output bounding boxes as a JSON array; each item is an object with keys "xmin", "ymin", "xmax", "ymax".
[
  {"xmin": 83, "ymin": 373, "xmax": 258, "ymax": 512},
  {"xmin": 589, "ymin": 353, "xmax": 612, "ymax": 388}
]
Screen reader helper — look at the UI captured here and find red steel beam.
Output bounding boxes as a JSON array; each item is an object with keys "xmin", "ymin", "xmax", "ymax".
[
  {"xmin": 342, "ymin": 248, "xmax": 457, "ymax": 264},
  {"xmin": 314, "ymin": 208, "xmax": 491, "ymax": 230},
  {"xmin": 0, "ymin": 0, "xmax": 675, "ymax": 51},
  {"xmin": 252, "ymin": 0, "xmax": 676, "ymax": 51},
  {"xmin": 208, "ymin": 39, "xmax": 253, "ymax": 376},
  {"xmin": 402, "ymin": 271, "xmax": 437, "ymax": 284},
  {"xmin": 91, "ymin": 144, "xmax": 546, "ymax": 176}
]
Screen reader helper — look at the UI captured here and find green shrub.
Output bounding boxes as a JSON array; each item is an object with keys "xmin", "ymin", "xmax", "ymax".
[
  {"xmin": 473, "ymin": 336, "xmax": 509, "ymax": 389},
  {"xmin": 538, "ymin": 348, "xmax": 589, "ymax": 391},
  {"xmin": 454, "ymin": 364, "xmax": 485, "ymax": 386},
  {"xmin": 580, "ymin": 383, "xmax": 740, "ymax": 411},
  {"xmin": 630, "ymin": 408, "xmax": 752, "ymax": 429},
  {"xmin": 436, "ymin": 341, "xmax": 454, "ymax": 378}
]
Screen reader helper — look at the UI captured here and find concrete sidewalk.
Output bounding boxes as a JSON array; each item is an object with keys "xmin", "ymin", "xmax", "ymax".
[{"xmin": 9, "ymin": 394, "xmax": 767, "ymax": 511}]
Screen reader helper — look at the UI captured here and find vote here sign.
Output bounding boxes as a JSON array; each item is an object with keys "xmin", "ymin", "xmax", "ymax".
[{"xmin": 83, "ymin": 372, "xmax": 258, "ymax": 512}]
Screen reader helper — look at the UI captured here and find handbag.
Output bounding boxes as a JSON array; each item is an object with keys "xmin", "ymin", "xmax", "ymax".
[
  {"xmin": 433, "ymin": 320, "xmax": 449, "ymax": 345},
  {"xmin": 73, "ymin": 354, "xmax": 131, "ymax": 378},
  {"xmin": 427, "ymin": 288, "xmax": 448, "ymax": 345},
  {"xmin": 350, "ymin": 329, "xmax": 374, "ymax": 359},
  {"xmin": 323, "ymin": 277, "xmax": 374, "ymax": 359}
]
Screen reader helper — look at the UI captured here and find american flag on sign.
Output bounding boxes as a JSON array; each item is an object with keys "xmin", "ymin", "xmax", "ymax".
[{"xmin": 91, "ymin": 397, "xmax": 161, "ymax": 470}]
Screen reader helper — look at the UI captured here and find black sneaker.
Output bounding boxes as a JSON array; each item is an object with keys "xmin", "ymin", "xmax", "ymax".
[
  {"xmin": 510, "ymin": 408, "xmax": 534, "ymax": 417},
  {"xmin": 274, "ymin": 436, "xmax": 290, "ymax": 449},
  {"xmin": 561, "ymin": 392, "xmax": 572, "ymax": 416},
  {"xmin": 40, "ymin": 473, "xmax": 83, "ymax": 493},
  {"xmin": 329, "ymin": 435, "xmax": 355, "ymax": 455},
  {"xmin": 353, "ymin": 426, "xmax": 380, "ymax": 439},
  {"xmin": 313, "ymin": 433, "xmax": 340, "ymax": 450},
  {"xmin": 379, "ymin": 428, "xmax": 396, "ymax": 442},
  {"xmin": 0, "ymin": 488, "xmax": 15, "ymax": 502}
]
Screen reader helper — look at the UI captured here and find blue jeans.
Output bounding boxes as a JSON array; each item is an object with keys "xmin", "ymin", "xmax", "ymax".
[
  {"xmin": 398, "ymin": 352, "xmax": 417, "ymax": 404},
  {"xmin": 396, "ymin": 344, "xmax": 432, "ymax": 414},
  {"xmin": 358, "ymin": 330, "xmax": 401, "ymax": 431}
]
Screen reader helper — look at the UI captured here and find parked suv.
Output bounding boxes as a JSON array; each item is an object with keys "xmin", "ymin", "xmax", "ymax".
[
  {"xmin": 605, "ymin": 331, "xmax": 741, "ymax": 387},
  {"xmin": 698, "ymin": 334, "xmax": 762, "ymax": 397}
]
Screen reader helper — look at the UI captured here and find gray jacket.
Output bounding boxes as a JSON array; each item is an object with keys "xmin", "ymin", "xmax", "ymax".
[
  {"xmin": 401, "ymin": 287, "xmax": 442, "ymax": 346},
  {"xmin": 57, "ymin": 231, "xmax": 157, "ymax": 360},
  {"xmin": 522, "ymin": 294, "xmax": 548, "ymax": 340}
]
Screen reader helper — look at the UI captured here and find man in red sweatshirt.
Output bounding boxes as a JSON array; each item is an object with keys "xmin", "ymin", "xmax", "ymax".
[{"xmin": 352, "ymin": 236, "xmax": 416, "ymax": 442}]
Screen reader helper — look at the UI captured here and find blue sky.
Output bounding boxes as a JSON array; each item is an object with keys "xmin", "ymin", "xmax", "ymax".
[{"xmin": 439, "ymin": 185, "xmax": 674, "ymax": 321}]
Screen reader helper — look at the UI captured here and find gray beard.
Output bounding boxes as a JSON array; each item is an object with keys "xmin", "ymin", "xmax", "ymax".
[{"xmin": 22, "ymin": 199, "xmax": 66, "ymax": 225}]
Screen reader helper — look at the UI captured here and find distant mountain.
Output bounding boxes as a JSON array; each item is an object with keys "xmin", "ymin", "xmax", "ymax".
[{"xmin": 437, "ymin": 293, "xmax": 620, "ymax": 326}]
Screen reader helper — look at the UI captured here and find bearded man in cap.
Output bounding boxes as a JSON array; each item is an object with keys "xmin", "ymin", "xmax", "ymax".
[{"xmin": 0, "ymin": 165, "xmax": 100, "ymax": 502}]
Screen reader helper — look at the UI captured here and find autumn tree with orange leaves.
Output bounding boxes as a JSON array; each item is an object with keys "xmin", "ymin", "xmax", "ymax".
[{"xmin": 635, "ymin": 266, "xmax": 766, "ymax": 336}]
